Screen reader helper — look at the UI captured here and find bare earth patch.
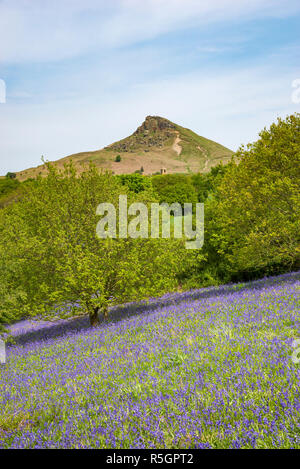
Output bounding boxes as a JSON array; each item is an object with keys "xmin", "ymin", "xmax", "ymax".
[{"xmin": 172, "ymin": 131, "xmax": 182, "ymax": 156}]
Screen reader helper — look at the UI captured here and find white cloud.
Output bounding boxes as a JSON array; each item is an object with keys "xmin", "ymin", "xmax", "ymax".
[{"xmin": 0, "ymin": 0, "xmax": 299, "ymax": 63}]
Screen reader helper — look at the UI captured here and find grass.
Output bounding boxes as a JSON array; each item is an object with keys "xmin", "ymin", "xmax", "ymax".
[
  {"xmin": 0, "ymin": 272, "xmax": 299, "ymax": 448},
  {"xmin": 175, "ymin": 124, "xmax": 233, "ymax": 170}
]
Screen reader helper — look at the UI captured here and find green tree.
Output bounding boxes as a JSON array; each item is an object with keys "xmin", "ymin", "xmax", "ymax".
[
  {"xmin": 151, "ymin": 174, "xmax": 198, "ymax": 207},
  {"xmin": 208, "ymin": 113, "xmax": 300, "ymax": 280},
  {"xmin": 117, "ymin": 173, "xmax": 152, "ymax": 193},
  {"xmin": 5, "ymin": 172, "xmax": 16, "ymax": 179},
  {"xmin": 191, "ymin": 164, "xmax": 229, "ymax": 203},
  {"xmin": 115, "ymin": 155, "xmax": 121, "ymax": 162},
  {"xmin": 0, "ymin": 163, "xmax": 184, "ymax": 331}
]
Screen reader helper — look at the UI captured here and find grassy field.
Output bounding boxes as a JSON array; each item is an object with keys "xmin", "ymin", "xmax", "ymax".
[{"xmin": 0, "ymin": 272, "xmax": 299, "ymax": 449}]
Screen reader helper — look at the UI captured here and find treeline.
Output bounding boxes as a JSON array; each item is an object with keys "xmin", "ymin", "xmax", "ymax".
[
  {"xmin": 0, "ymin": 113, "xmax": 299, "ymax": 331},
  {"xmin": 206, "ymin": 113, "xmax": 300, "ymax": 283}
]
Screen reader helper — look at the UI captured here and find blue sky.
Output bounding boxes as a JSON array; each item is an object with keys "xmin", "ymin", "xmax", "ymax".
[{"xmin": 0, "ymin": 0, "xmax": 300, "ymax": 174}]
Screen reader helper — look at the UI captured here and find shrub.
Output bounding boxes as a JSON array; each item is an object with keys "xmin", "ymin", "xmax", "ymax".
[
  {"xmin": 117, "ymin": 174, "xmax": 152, "ymax": 193},
  {"xmin": 151, "ymin": 174, "xmax": 198, "ymax": 207},
  {"xmin": 6, "ymin": 172, "xmax": 16, "ymax": 179}
]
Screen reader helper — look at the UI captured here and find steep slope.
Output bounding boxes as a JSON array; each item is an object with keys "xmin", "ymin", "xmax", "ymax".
[{"xmin": 16, "ymin": 116, "xmax": 234, "ymax": 180}]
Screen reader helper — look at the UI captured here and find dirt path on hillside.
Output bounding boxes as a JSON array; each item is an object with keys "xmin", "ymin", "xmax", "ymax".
[
  {"xmin": 172, "ymin": 131, "xmax": 182, "ymax": 156},
  {"xmin": 203, "ymin": 155, "xmax": 209, "ymax": 171},
  {"xmin": 197, "ymin": 145, "xmax": 209, "ymax": 172}
]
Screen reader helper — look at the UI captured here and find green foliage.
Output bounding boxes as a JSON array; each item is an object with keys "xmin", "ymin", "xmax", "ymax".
[
  {"xmin": 5, "ymin": 172, "xmax": 16, "ymax": 179},
  {"xmin": 115, "ymin": 155, "xmax": 121, "ymax": 162},
  {"xmin": 0, "ymin": 178, "xmax": 21, "ymax": 209},
  {"xmin": 0, "ymin": 178, "xmax": 36, "ymax": 209},
  {"xmin": 117, "ymin": 173, "xmax": 152, "ymax": 193},
  {"xmin": 0, "ymin": 164, "xmax": 185, "ymax": 331},
  {"xmin": 0, "ymin": 177, "xmax": 20, "ymax": 197},
  {"xmin": 207, "ymin": 113, "xmax": 300, "ymax": 280},
  {"xmin": 191, "ymin": 164, "xmax": 230, "ymax": 202},
  {"xmin": 151, "ymin": 174, "xmax": 198, "ymax": 207}
]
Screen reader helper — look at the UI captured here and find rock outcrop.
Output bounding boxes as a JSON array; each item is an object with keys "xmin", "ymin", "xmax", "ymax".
[{"xmin": 107, "ymin": 116, "xmax": 177, "ymax": 152}]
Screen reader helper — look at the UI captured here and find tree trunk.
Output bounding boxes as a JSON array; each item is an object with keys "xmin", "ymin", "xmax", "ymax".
[
  {"xmin": 103, "ymin": 306, "xmax": 109, "ymax": 321},
  {"xmin": 89, "ymin": 307, "xmax": 99, "ymax": 327}
]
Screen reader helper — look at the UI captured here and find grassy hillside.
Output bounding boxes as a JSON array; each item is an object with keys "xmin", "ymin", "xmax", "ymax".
[
  {"xmin": 1, "ymin": 272, "xmax": 299, "ymax": 449},
  {"xmin": 15, "ymin": 116, "xmax": 234, "ymax": 181},
  {"xmin": 0, "ymin": 177, "xmax": 22, "ymax": 208},
  {"xmin": 175, "ymin": 124, "xmax": 233, "ymax": 171},
  {"xmin": 0, "ymin": 177, "xmax": 36, "ymax": 208}
]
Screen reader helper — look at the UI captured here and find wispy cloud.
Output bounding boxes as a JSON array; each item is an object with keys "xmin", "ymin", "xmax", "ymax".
[
  {"xmin": 0, "ymin": 0, "xmax": 299, "ymax": 174},
  {"xmin": 1, "ymin": 0, "xmax": 299, "ymax": 63}
]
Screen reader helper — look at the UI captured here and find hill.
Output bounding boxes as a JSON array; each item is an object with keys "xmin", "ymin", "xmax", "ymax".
[{"xmin": 16, "ymin": 116, "xmax": 234, "ymax": 180}]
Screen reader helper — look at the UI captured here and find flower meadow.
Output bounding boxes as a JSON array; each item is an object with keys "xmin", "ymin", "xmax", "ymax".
[{"xmin": 0, "ymin": 272, "xmax": 299, "ymax": 449}]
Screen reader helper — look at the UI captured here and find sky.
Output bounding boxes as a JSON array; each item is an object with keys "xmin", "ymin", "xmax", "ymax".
[{"xmin": 0, "ymin": 0, "xmax": 300, "ymax": 175}]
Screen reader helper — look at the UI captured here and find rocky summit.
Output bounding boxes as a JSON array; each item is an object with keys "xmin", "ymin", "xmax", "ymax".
[{"xmin": 16, "ymin": 116, "xmax": 234, "ymax": 180}]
